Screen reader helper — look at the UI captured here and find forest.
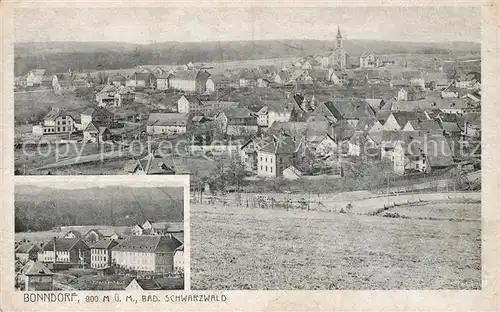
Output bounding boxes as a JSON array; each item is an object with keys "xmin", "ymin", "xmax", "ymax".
[{"xmin": 15, "ymin": 185, "xmax": 184, "ymax": 232}]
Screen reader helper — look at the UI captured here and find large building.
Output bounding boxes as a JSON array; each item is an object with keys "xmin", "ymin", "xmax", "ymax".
[
  {"xmin": 38, "ymin": 238, "xmax": 90, "ymax": 264},
  {"xmin": 169, "ymin": 70, "xmax": 211, "ymax": 93},
  {"xmin": 90, "ymin": 240, "xmax": 119, "ymax": 269},
  {"xmin": 111, "ymin": 235, "xmax": 182, "ymax": 273},
  {"xmin": 319, "ymin": 27, "xmax": 350, "ymax": 69},
  {"xmin": 257, "ymin": 135, "xmax": 296, "ymax": 178},
  {"xmin": 32, "ymin": 108, "xmax": 76, "ymax": 135},
  {"xmin": 146, "ymin": 113, "xmax": 189, "ymax": 135}
]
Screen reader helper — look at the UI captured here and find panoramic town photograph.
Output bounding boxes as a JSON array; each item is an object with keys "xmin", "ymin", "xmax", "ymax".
[
  {"xmin": 15, "ymin": 177, "xmax": 185, "ymax": 291},
  {"xmin": 13, "ymin": 7, "xmax": 481, "ymax": 289}
]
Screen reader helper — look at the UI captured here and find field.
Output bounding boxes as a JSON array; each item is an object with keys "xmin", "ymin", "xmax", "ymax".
[
  {"xmin": 190, "ymin": 197, "xmax": 481, "ymax": 290},
  {"xmin": 14, "ymin": 91, "xmax": 93, "ymax": 124}
]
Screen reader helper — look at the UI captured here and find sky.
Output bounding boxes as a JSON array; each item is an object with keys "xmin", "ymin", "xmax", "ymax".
[{"xmin": 15, "ymin": 7, "xmax": 480, "ymax": 44}]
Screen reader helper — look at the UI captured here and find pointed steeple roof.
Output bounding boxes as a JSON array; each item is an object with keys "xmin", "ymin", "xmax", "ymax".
[{"xmin": 337, "ymin": 26, "xmax": 342, "ymax": 38}]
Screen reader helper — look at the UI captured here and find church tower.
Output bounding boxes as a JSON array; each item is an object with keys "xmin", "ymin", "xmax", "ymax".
[{"xmin": 336, "ymin": 26, "xmax": 343, "ymax": 49}]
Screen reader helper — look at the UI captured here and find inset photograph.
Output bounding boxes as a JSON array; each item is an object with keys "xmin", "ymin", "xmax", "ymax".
[{"xmin": 14, "ymin": 176, "xmax": 188, "ymax": 291}]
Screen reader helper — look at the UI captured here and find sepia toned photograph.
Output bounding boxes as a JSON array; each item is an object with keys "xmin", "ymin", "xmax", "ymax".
[
  {"xmin": 11, "ymin": 5, "xmax": 482, "ymax": 293},
  {"xmin": 14, "ymin": 176, "xmax": 186, "ymax": 291}
]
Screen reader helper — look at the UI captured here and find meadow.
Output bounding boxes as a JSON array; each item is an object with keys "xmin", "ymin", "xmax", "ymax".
[{"xmin": 190, "ymin": 198, "xmax": 481, "ymax": 290}]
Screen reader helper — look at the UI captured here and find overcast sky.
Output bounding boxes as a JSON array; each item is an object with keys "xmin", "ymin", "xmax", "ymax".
[{"xmin": 15, "ymin": 7, "xmax": 480, "ymax": 43}]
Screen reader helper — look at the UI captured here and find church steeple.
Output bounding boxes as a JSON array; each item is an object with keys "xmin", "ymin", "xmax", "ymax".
[{"xmin": 336, "ymin": 26, "xmax": 343, "ymax": 49}]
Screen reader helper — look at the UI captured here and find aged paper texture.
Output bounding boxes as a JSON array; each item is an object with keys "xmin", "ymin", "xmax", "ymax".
[{"xmin": 1, "ymin": 0, "xmax": 499, "ymax": 311}]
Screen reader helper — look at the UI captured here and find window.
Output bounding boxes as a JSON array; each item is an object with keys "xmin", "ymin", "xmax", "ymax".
[
  {"xmin": 260, "ymin": 166, "xmax": 262, "ymax": 171},
  {"xmin": 270, "ymin": 167, "xmax": 273, "ymax": 173},
  {"xmin": 265, "ymin": 166, "xmax": 268, "ymax": 172},
  {"xmin": 416, "ymin": 164, "xmax": 420, "ymax": 169}
]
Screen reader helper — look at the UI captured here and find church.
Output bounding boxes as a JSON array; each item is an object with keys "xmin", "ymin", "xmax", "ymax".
[{"xmin": 318, "ymin": 27, "xmax": 350, "ymax": 69}]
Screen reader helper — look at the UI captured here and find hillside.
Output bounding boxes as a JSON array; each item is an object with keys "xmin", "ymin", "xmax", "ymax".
[
  {"xmin": 14, "ymin": 39, "xmax": 480, "ymax": 76},
  {"xmin": 15, "ymin": 185, "xmax": 184, "ymax": 232}
]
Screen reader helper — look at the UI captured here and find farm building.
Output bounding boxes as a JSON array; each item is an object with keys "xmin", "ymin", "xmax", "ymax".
[
  {"xmin": 126, "ymin": 72, "xmax": 157, "ymax": 89},
  {"xmin": 146, "ymin": 113, "xmax": 189, "ymax": 135},
  {"xmin": 80, "ymin": 107, "xmax": 114, "ymax": 130}
]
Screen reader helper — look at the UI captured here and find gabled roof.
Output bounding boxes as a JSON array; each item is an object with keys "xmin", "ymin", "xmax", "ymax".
[
  {"xmin": 180, "ymin": 95, "xmax": 202, "ymax": 106},
  {"xmin": 391, "ymin": 111, "xmax": 429, "ymax": 127},
  {"xmin": 406, "ymin": 135, "xmax": 454, "ymax": 167},
  {"xmin": 42, "ymin": 238, "xmax": 87, "ymax": 252},
  {"xmin": 401, "ymin": 70, "xmax": 423, "ymax": 79},
  {"xmin": 360, "ymin": 52, "xmax": 374, "ymax": 58},
  {"xmin": 44, "ymin": 108, "xmax": 69, "ymax": 121},
  {"xmin": 260, "ymin": 135, "xmax": 296, "ymax": 154},
  {"xmin": 355, "ymin": 118, "xmax": 379, "ymax": 132},
  {"xmin": 91, "ymin": 239, "xmax": 119, "ymax": 249},
  {"xmin": 64, "ymin": 230, "xmax": 83, "ymax": 238},
  {"xmin": 317, "ymin": 101, "xmax": 343, "ymax": 121},
  {"xmin": 405, "ymin": 119, "xmax": 443, "ymax": 132},
  {"xmin": 15, "ymin": 242, "xmax": 39, "ymax": 254},
  {"xmin": 439, "ymin": 121, "xmax": 461, "ymax": 133},
  {"xmin": 112, "ymin": 235, "xmax": 182, "ymax": 253},
  {"xmin": 219, "ymin": 107, "xmax": 255, "ymax": 119},
  {"xmin": 21, "ymin": 261, "xmax": 53, "ymax": 276},
  {"xmin": 459, "ymin": 112, "xmax": 481, "ymax": 128},
  {"xmin": 147, "ymin": 113, "xmax": 189, "ymax": 127},
  {"xmin": 84, "ymin": 122, "xmax": 99, "ymax": 133},
  {"xmin": 128, "ymin": 72, "xmax": 155, "ymax": 81},
  {"xmin": 137, "ymin": 153, "xmax": 176, "ymax": 175}
]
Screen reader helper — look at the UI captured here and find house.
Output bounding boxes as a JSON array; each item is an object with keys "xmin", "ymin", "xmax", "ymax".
[
  {"xmin": 423, "ymin": 72, "xmax": 449, "ymax": 90},
  {"xmin": 257, "ymin": 77, "xmax": 272, "ymax": 88},
  {"xmin": 83, "ymin": 123, "xmax": 111, "ymax": 143},
  {"xmin": 19, "ymin": 261, "xmax": 54, "ymax": 291},
  {"xmin": 100, "ymin": 229, "xmax": 120, "ymax": 240},
  {"xmin": 460, "ymin": 112, "xmax": 481, "ymax": 138},
  {"xmin": 110, "ymin": 75, "xmax": 127, "ymax": 86},
  {"xmin": 90, "ymin": 240, "xmax": 119, "ymax": 269},
  {"xmin": 257, "ymin": 135, "xmax": 296, "ymax": 178},
  {"xmin": 274, "ymin": 70, "xmax": 289, "ymax": 84},
  {"xmin": 306, "ymin": 133, "xmax": 338, "ymax": 157},
  {"xmin": 52, "ymin": 73, "xmax": 76, "ymax": 94},
  {"xmin": 283, "ymin": 165, "xmax": 303, "ymax": 180},
  {"xmin": 26, "ymin": 69, "xmax": 47, "ymax": 86},
  {"xmin": 96, "ymin": 85, "xmax": 118, "ymax": 107},
  {"xmin": 15, "ymin": 243, "xmax": 41, "ymax": 263},
  {"xmin": 355, "ymin": 118, "xmax": 383, "ymax": 133},
  {"xmin": 455, "ymin": 72, "xmax": 480, "ymax": 89},
  {"xmin": 153, "ymin": 69, "xmax": 172, "ymax": 90},
  {"xmin": 343, "ymin": 131, "xmax": 378, "ymax": 157},
  {"xmin": 402, "ymin": 119, "xmax": 443, "ymax": 135},
  {"xmin": 146, "ymin": 113, "xmax": 189, "ymax": 135},
  {"xmin": 441, "ymin": 84, "xmax": 459, "ymax": 98},
  {"xmin": 177, "ymin": 95, "xmax": 203, "ymax": 113},
  {"xmin": 379, "ymin": 131, "xmax": 419, "ymax": 162},
  {"xmin": 32, "ymin": 108, "xmax": 76, "ymax": 135},
  {"xmin": 173, "ymin": 245, "xmax": 184, "ymax": 272},
  {"xmin": 328, "ymin": 99, "xmax": 376, "ymax": 127},
  {"xmin": 382, "ymin": 111, "xmax": 429, "ymax": 131},
  {"xmin": 111, "ymin": 235, "xmax": 182, "ymax": 273},
  {"xmin": 239, "ymin": 70, "xmax": 260, "ymax": 88},
  {"xmin": 256, "ymin": 101, "xmax": 298, "ymax": 128},
  {"xmin": 393, "ymin": 135, "xmax": 454, "ymax": 175},
  {"xmin": 124, "ymin": 153, "xmax": 176, "ymax": 175},
  {"xmin": 169, "ymin": 70, "xmax": 211, "ymax": 93},
  {"xmin": 126, "ymin": 72, "xmax": 157, "ymax": 89},
  {"xmin": 215, "ymin": 107, "xmax": 258, "ymax": 136},
  {"xmin": 310, "ymin": 101, "xmax": 343, "ymax": 124},
  {"xmin": 397, "ymin": 87, "xmax": 425, "ymax": 101},
  {"xmin": 130, "ymin": 225, "xmax": 144, "ymax": 236},
  {"xmin": 401, "ymin": 71, "xmax": 425, "ymax": 88},
  {"xmin": 192, "ymin": 115, "xmax": 208, "ymax": 123},
  {"xmin": 83, "ymin": 229, "xmax": 103, "ymax": 245},
  {"xmin": 38, "ymin": 238, "xmax": 90, "ymax": 264},
  {"xmin": 359, "ymin": 52, "xmax": 381, "ymax": 68},
  {"xmin": 239, "ymin": 134, "xmax": 274, "ymax": 171},
  {"xmin": 63, "ymin": 230, "xmax": 82, "ymax": 239},
  {"xmin": 80, "ymin": 107, "xmax": 114, "ymax": 130},
  {"xmin": 126, "ymin": 277, "xmax": 184, "ymax": 290},
  {"xmin": 113, "ymin": 86, "xmax": 135, "ymax": 107}
]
